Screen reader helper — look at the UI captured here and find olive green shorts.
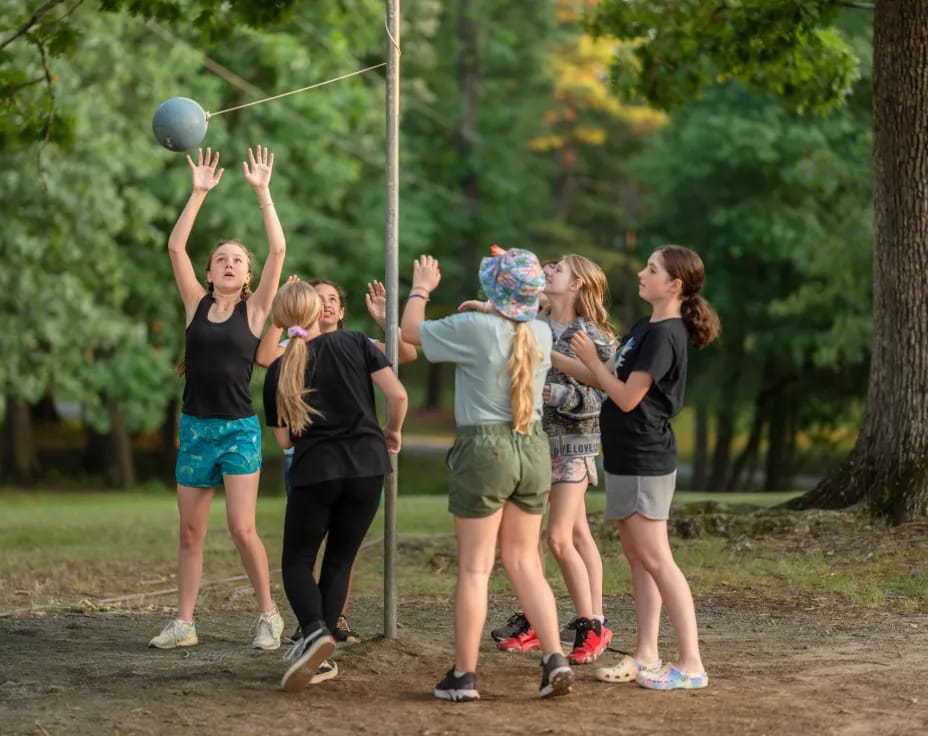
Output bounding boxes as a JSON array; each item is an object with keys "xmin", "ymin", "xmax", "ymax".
[{"xmin": 446, "ymin": 422, "xmax": 552, "ymax": 518}]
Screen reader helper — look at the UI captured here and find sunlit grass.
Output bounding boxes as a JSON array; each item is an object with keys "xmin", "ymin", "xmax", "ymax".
[{"xmin": 1, "ymin": 490, "xmax": 923, "ymax": 616}]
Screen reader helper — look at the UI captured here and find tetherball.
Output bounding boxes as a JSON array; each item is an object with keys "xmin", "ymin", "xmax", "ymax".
[{"xmin": 152, "ymin": 97, "xmax": 208, "ymax": 152}]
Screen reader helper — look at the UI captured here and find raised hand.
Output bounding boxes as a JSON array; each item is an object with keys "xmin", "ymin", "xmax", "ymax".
[
  {"xmin": 186, "ymin": 148, "xmax": 224, "ymax": 193},
  {"xmin": 411, "ymin": 255, "xmax": 441, "ymax": 294},
  {"xmin": 242, "ymin": 145, "xmax": 274, "ymax": 191},
  {"xmin": 365, "ymin": 280, "xmax": 387, "ymax": 327}
]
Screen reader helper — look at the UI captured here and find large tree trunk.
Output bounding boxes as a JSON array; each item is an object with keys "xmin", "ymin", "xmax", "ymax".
[
  {"xmin": 708, "ymin": 406, "xmax": 734, "ymax": 491},
  {"xmin": 106, "ymin": 404, "xmax": 136, "ymax": 489},
  {"xmin": 789, "ymin": 2, "xmax": 928, "ymax": 522},
  {"xmin": 2, "ymin": 395, "xmax": 39, "ymax": 481},
  {"xmin": 691, "ymin": 400, "xmax": 709, "ymax": 491},
  {"xmin": 424, "ymin": 362, "xmax": 444, "ymax": 410}
]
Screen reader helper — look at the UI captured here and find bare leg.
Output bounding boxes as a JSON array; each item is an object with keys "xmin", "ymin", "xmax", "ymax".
[
  {"xmin": 547, "ymin": 481, "xmax": 594, "ymax": 619},
  {"xmin": 620, "ymin": 514, "xmax": 704, "ymax": 673},
  {"xmin": 453, "ymin": 512, "xmax": 503, "ymax": 671},
  {"xmin": 224, "ymin": 472, "xmax": 274, "ymax": 612},
  {"xmin": 176, "ymin": 485, "xmax": 214, "ymax": 621},
  {"xmin": 499, "ymin": 502, "xmax": 561, "ymax": 654}
]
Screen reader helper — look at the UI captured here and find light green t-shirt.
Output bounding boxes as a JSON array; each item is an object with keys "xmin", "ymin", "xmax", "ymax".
[{"xmin": 419, "ymin": 311, "xmax": 553, "ymax": 426}]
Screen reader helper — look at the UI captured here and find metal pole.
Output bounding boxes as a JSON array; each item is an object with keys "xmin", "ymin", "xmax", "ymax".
[{"xmin": 383, "ymin": 0, "xmax": 401, "ymax": 640}]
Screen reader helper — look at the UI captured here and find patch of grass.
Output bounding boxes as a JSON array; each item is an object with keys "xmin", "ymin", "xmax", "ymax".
[{"xmin": 2, "ymin": 490, "xmax": 923, "ymax": 617}]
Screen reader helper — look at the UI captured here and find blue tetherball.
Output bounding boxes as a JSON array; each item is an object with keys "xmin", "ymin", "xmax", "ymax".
[{"xmin": 152, "ymin": 97, "xmax": 208, "ymax": 152}]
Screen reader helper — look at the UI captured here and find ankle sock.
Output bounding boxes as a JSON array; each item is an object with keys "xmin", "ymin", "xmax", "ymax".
[
  {"xmin": 454, "ymin": 669, "xmax": 468, "ymax": 678},
  {"xmin": 593, "ymin": 614, "xmax": 605, "ymax": 624}
]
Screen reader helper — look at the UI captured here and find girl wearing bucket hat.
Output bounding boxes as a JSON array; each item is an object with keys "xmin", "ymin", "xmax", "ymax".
[
  {"xmin": 558, "ymin": 245, "xmax": 720, "ymax": 691},
  {"xmin": 482, "ymin": 254, "xmax": 616, "ymax": 665},
  {"xmin": 401, "ymin": 249, "xmax": 574, "ymax": 702}
]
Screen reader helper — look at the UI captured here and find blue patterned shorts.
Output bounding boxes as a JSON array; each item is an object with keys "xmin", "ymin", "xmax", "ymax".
[{"xmin": 175, "ymin": 414, "xmax": 262, "ymax": 488}]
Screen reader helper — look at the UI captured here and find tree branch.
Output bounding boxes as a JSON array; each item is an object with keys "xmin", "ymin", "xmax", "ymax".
[
  {"xmin": 0, "ymin": 0, "xmax": 69, "ymax": 51},
  {"xmin": 839, "ymin": 1, "xmax": 874, "ymax": 9}
]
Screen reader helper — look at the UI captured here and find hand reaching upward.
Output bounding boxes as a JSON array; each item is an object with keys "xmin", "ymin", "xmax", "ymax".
[{"xmin": 186, "ymin": 148, "xmax": 224, "ymax": 193}]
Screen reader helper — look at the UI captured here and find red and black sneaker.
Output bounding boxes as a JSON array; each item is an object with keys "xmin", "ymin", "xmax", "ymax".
[
  {"xmin": 497, "ymin": 618, "xmax": 541, "ymax": 653},
  {"xmin": 567, "ymin": 617, "xmax": 603, "ymax": 664},
  {"xmin": 491, "ymin": 611, "xmax": 528, "ymax": 643}
]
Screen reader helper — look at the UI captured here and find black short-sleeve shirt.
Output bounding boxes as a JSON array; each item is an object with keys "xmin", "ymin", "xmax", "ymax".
[
  {"xmin": 263, "ymin": 330, "xmax": 392, "ymax": 486},
  {"xmin": 600, "ymin": 317, "xmax": 688, "ymax": 476}
]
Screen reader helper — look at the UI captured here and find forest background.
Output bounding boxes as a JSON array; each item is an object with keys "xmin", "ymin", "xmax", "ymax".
[{"xmin": 0, "ymin": 0, "xmax": 876, "ymax": 503}]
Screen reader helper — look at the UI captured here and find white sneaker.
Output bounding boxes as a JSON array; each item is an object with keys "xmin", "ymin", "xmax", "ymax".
[
  {"xmin": 280, "ymin": 629, "xmax": 337, "ymax": 692},
  {"xmin": 309, "ymin": 658, "xmax": 338, "ymax": 684},
  {"xmin": 252, "ymin": 608, "xmax": 285, "ymax": 650},
  {"xmin": 149, "ymin": 618, "xmax": 198, "ymax": 649}
]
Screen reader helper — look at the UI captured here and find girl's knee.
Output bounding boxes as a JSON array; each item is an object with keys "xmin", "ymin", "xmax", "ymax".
[
  {"xmin": 228, "ymin": 522, "xmax": 257, "ymax": 547},
  {"xmin": 179, "ymin": 523, "xmax": 207, "ymax": 550},
  {"xmin": 546, "ymin": 528, "xmax": 573, "ymax": 559}
]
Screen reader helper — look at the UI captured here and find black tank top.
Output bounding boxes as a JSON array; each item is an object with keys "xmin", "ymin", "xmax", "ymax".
[{"xmin": 182, "ymin": 295, "xmax": 259, "ymax": 418}]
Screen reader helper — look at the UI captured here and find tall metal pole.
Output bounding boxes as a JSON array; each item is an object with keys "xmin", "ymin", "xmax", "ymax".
[{"xmin": 383, "ymin": 0, "xmax": 401, "ymax": 640}]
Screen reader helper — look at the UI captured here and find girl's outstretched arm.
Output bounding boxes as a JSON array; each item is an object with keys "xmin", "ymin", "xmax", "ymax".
[
  {"xmin": 169, "ymin": 147, "xmax": 224, "ymax": 324},
  {"xmin": 243, "ymin": 145, "xmax": 286, "ymax": 336}
]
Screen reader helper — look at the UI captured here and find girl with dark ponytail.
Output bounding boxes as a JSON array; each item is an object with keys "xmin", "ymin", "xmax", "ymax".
[{"xmin": 558, "ymin": 245, "xmax": 719, "ymax": 691}]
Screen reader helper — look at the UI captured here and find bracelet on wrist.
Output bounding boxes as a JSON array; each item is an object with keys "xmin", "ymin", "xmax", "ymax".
[
  {"xmin": 408, "ymin": 293, "xmax": 429, "ymax": 302},
  {"xmin": 259, "ymin": 200, "xmax": 274, "ymax": 208}
]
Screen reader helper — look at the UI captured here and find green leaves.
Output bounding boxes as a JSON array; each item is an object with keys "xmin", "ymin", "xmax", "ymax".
[{"xmin": 590, "ymin": 0, "xmax": 861, "ymax": 115}]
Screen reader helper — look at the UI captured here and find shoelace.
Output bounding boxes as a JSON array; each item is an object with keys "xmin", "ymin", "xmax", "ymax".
[
  {"xmin": 282, "ymin": 635, "xmax": 313, "ymax": 662},
  {"xmin": 572, "ymin": 618, "xmax": 594, "ymax": 648},
  {"xmin": 250, "ymin": 610, "xmax": 277, "ymax": 637}
]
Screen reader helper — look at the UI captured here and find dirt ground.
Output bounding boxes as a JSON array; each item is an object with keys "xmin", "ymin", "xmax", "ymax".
[{"xmin": 2, "ymin": 594, "xmax": 926, "ymax": 736}]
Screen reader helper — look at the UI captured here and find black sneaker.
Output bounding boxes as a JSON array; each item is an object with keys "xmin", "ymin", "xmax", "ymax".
[
  {"xmin": 539, "ymin": 652, "xmax": 574, "ymax": 699},
  {"xmin": 333, "ymin": 615, "xmax": 361, "ymax": 644},
  {"xmin": 491, "ymin": 611, "xmax": 528, "ymax": 643},
  {"xmin": 434, "ymin": 667, "xmax": 480, "ymax": 702},
  {"xmin": 280, "ymin": 627, "xmax": 336, "ymax": 693},
  {"xmin": 286, "ymin": 625, "xmax": 302, "ymax": 644},
  {"xmin": 560, "ymin": 616, "xmax": 581, "ymax": 644}
]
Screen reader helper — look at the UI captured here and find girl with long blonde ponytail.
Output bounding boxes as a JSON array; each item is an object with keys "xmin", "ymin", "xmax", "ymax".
[
  {"xmin": 401, "ymin": 248, "xmax": 575, "ymax": 703},
  {"xmin": 262, "ymin": 280, "xmax": 408, "ymax": 691}
]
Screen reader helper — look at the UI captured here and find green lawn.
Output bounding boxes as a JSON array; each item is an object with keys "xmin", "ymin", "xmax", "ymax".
[{"xmin": 2, "ymin": 489, "xmax": 923, "ymax": 616}]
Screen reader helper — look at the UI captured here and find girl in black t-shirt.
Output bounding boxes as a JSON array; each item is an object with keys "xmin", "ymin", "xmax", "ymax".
[
  {"xmin": 559, "ymin": 245, "xmax": 720, "ymax": 691},
  {"xmin": 263, "ymin": 281, "xmax": 408, "ymax": 692}
]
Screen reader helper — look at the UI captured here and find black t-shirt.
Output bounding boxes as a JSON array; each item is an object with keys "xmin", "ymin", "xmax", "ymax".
[
  {"xmin": 183, "ymin": 296, "xmax": 259, "ymax": 419},
  {"xmin": 263, "ymin": 330, "xmax": 392, "ymax": 486},
  {"xmin": 600, "ymin": 317, "xmax": 688, "ymax": 476}
]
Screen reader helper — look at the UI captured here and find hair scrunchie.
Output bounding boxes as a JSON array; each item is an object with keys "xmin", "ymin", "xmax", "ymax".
[{"xmin": 287, "ymin": 326, "xmax": 309, "ymax": 339}]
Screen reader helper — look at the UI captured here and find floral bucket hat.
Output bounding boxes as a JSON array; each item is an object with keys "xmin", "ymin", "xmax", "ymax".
[{"xmin": 478, "ymin": 246, "xmax": 545, "ymax": 322}]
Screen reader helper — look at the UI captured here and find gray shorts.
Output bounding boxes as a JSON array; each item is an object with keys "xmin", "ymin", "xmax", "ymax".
[{"xmin": 604, "ymin": 471, "xmax": 677, "ymax": 520}]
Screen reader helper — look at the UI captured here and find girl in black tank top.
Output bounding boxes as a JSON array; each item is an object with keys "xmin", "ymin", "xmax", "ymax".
[{"xmin": 148, "ymin": 146, "xmax": 289, "ymax": 653}]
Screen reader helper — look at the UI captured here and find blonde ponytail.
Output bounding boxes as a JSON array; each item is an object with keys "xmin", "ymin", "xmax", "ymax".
[
  {"xmin": 508, "ymin": 322, "xmax": 543, "ymax": 434},
  {"xmin": 271, "ymin": 282, "xmax": 324, "ymax": 434}
]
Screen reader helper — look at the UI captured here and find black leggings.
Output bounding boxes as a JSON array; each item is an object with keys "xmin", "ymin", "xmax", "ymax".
[{"xmin": 281, "ymin": 474, "xmax": 383, "ymax": 635}]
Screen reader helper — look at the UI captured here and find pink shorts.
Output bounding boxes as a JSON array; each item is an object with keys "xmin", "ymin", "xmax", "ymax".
[{"xmin": 550, "ymin": 455, "xmax": 599, "ymax": 487}]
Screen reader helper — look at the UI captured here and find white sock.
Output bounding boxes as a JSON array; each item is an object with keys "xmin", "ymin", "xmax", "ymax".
[
  {"xmin": 454, "ymin": 669, "xmax": 468, "ymax": 678},
  {"xmin": 593, "ymin": 614, "xmax": 605, "ymax": 624}
]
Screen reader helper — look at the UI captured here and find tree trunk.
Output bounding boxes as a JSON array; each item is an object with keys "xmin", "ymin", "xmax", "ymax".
[
  {"xmin": 2, "ymin": 395, "xmax": 39, "ymax": 481},
  {"xmin": 789, "ymin": 2, "xmax": 928, "ymax": 522},
  {"xmin": 727, "ymin": 394, "xmax": 765, "ymax": 492},
  {"xmin": 160, "ymin": 398, "xmax": 178, "ymax": 479},
  {"xmin": 708, "ymin": 406, "xmax": 734, "ymax": 492},
  {"xmin": 765, "ymin": 392, "xmax": 791, "ymax": 491},
  {"xmin": 424, "ymin": 362, "xmax": 444, "ymax": 410},
  {"xmin": 105, "ymin": 404, "xmax": 136, "ymax": 488},
  {"xmin": 691, "ymin": 400, "xmax": 709, "ymax": 491}
]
